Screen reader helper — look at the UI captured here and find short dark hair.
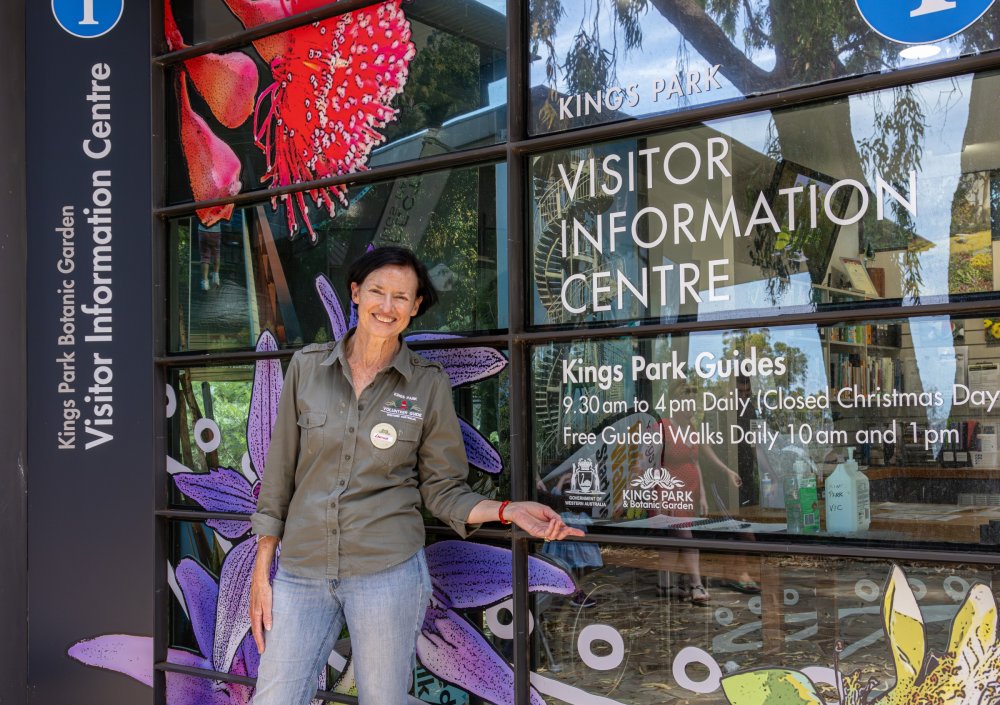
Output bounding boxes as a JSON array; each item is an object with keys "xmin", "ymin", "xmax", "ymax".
[{"xmin": 346, "ymin": 246, "xmax": 439, "ymax": 317}]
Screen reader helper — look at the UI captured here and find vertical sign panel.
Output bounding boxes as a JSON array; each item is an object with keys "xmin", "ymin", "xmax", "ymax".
[{"xmin": 27, "ymin": 0, "xmax": 153, "ymax": 703}]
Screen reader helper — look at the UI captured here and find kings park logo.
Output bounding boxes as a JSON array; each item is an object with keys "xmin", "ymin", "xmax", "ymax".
[
  {"xmin": 856, "ymin": 0, "xmax": 995, "ymax": 44},
  {"xmin": 623, "ymin": 468, "xmax": 695, "ymax": 511}
]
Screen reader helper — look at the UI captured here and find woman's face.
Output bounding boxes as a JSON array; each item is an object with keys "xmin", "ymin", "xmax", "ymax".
[{"xmin": 351, "ymin": 264, "xmax": 423, "ymax": 341}]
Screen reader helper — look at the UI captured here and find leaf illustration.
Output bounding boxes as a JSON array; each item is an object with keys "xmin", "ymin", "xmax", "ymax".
[{"xmin": 721, "ymin": 668, "xmax": 823, "ymax": 705}]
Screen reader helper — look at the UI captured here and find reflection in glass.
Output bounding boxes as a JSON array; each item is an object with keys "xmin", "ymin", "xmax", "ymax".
[
  {"xmin": 530, "ymin": 549, "xmax": 998, "ymax": 705},
  {"xmin": 165, "ymin": 0, "xmax": 507, "ymax": 218},
  {"xmin": 530, "ymin": 70, "xmax": 1000, "ymax": 329},
  {"xmin": 168, "ymin": 365, "xmax": 256, "ymax": 498},
  {"xmin": 532, "ymin": 316, "xmax": 1000, "ymax": 547},
  {"xmin": 528, "ymin": 0, "xmax": 1000, "ymax": 134},
  {"xmin": 168, "ymin": 163, "xmax": 506, "ymax": 353}
]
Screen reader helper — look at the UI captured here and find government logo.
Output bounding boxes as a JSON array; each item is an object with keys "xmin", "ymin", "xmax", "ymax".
[{"xmin": 569, "ymin": 458, "xmax": 601, "ymax": 495}]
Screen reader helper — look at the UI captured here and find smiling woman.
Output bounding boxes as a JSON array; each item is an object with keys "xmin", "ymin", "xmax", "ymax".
[{"xmin": 246, "ymin": 245, "xmax": 581, "ymax": 705}]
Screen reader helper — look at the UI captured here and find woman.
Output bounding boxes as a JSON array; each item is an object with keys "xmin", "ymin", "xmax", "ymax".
[
  {"xmin": 654, "ymin": 385, "xmax": 741, "ymax": 604},
  {"xmin": 248, "ymin": 246, "xmax": 581, "ymax": 705}
]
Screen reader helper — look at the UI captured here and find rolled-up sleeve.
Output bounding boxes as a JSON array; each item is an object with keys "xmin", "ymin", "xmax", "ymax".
[
  {"xmin": 251, "ymin": 353, "xmax": 301, "ymax": 538},
  {"xmin": 417, "ymin": 369, "xmax": 485, "ymax": 537}
]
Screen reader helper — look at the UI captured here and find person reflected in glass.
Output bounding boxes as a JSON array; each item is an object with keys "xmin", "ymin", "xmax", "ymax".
[
  {"xmin": 198, "ymin": 221, "xmax": 222, "ymax": 291},
  {"xmin": 249, "ymin": 246, "xmax": 583, "ymax": 705},
  {"xmin": 653, "ymin": 382, "xmax": 741, "ymax": 604},
  {"xmin": 539, "ymin": 469, "xmax": 603, "ymax": 609}
]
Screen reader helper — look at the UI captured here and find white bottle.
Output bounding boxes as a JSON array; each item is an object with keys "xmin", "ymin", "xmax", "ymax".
[
  {"xmin": 845, "ymin": 447, "xmax": 871, "ymax": 531},
  {"xmin": 824, "ymin": 453, "xmax": 858, "ymax": 533}
]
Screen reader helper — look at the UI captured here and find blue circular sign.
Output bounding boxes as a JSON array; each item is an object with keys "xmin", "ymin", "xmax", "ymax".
[
  {"xmin": 856, "ymin": 0, "xmax": 995, "ymax": 44},
  {"xmin": 52, "ymin": 0, "xmax": 124, "ymax": 38}
]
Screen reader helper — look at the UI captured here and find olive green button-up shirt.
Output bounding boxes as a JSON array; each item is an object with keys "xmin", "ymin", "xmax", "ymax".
[{"xmin": 251, "ymin": 335, "xmax": 484, "ymax": 579}]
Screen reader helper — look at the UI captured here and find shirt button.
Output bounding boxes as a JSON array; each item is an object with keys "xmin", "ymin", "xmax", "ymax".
[
  {"xmin": 348, "ymin": 427, "xmax": 355, "ymax": 433},
  {"xmin": 339, "ymin": 479, "xmax": 345, "ymax": 486},
  {"xmin": 345, "ymin": 454, "xmax": 351, "ymax": 461}
]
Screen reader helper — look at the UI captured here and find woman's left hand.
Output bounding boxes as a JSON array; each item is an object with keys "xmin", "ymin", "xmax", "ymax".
[{"xmin": 505, "ymin": 501, "xmax": 586, "ymax": 541}]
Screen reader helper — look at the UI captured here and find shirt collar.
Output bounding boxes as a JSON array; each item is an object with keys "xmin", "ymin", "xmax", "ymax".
[{"xmin": 321, "ymin": 331, "xmax": 414, "ymax": 381}]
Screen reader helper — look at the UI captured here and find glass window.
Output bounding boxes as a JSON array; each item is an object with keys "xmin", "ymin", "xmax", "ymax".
[
  {"xmin": 531, "ymin": 70, "xmax": 1000, "ymax": 328},
  {"xmin": 528, "ymin": 0, "xmax": 1000, "ymax": 135},
  {"xmin": 168, "ymin": 163, "xmax": 507, "ymax": 353},
  {"xmin": 165, "ymin": 0, "xmax": 507, "ymax": 212},
  {"xmin": 533, "ymin": 315, "xmax": 1000, "ymax": 547},
  {"xmin": 529, "ymin": 546, "xmax": 999, "ymax": 705}
]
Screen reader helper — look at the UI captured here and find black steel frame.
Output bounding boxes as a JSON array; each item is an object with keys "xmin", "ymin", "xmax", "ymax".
[{"xmin": 149, "ymin": 2, "xmax": 1000, "ymax": 704}]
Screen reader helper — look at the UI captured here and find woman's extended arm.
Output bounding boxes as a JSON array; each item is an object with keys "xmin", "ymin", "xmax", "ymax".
[{"xmin": 467, "ymin": 500, "xmax": 584, "ymax": 541}]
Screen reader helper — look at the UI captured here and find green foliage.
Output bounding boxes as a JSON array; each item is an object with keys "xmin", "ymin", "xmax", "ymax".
[
  {"xmin": 392, "ymin": 31, "xmax": 481, "ymax": 134},
  {"xmin": 416, "ymin": 168, "xmax": 498, "ymax": 332}
]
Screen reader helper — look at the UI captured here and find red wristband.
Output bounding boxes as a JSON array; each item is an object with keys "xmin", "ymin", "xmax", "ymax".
[{"xmin": 498, "ymin": 500, "xmax": 512, "ymax": 525}]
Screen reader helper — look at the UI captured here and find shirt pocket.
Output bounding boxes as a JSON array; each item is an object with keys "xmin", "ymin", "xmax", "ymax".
[
  {"xmin": 297, "ymin": 411, "xmax": 327, "ymax": 456},
  {"xmin": 375, "ymin": 421, "xmax": 422, "ymax": 470}
]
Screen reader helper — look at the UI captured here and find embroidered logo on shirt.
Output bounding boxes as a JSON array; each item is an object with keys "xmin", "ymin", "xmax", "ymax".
[{"xmin": 382, "ymin": 393, "xmax": 424, "ymax": 421}]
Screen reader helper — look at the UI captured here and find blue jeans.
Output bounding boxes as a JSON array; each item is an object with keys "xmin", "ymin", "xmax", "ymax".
[{"xmin": 252, "ymin": 550, "xmax": 433, "ymax": 705}]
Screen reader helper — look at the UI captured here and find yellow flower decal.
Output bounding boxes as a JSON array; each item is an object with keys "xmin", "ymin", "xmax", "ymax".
[
  {"xmin": 721, "ymin": 668, "xmax": 823, "ymax": 705},
  {"xmin": 722, "ymin": 565, "xmax": 1000, "ymax": 705},
  {"xmin": 851, "ymin": 566, "xmax": 1000, "ymax": 705}
]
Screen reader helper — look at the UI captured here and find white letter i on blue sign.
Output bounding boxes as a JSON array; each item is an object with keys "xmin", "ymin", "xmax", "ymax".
[
  {"xmin": 80, "ymin": 0, "xmax": 98, "ymax": 25},
  {"xmin": 911, "ymin": 0, "xmax": 958, "ymax": 16}
]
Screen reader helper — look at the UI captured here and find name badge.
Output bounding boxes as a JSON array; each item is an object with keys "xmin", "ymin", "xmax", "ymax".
[{"xmin": 371, "ymin": 423, "xmax": 398, "ymax": 449}]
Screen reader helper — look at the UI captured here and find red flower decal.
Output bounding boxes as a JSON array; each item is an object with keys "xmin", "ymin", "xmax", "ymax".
[{"xmin": 167, "ymin": 0, "xmax": 415, "ymax": 238}]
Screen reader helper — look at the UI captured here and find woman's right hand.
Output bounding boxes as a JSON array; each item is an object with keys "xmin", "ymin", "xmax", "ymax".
[
  {"xmin": 249, "ymin": 571, "xmax": 273, "ymax": 654},
  {"xmin": 249, "ymin": 535, "xmax": 280, "ymax": 654}
]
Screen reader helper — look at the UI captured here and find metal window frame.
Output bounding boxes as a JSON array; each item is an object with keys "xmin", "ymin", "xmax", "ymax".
[{"xmin": 150, "ymin": 1, "xmax": 1000, "ymax": 703}]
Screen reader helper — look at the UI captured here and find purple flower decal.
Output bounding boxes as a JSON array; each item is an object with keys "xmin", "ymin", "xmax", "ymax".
[
  {"xmin": 71, "ymin": 268, "xmax": 519, "ymax": 704},
  {"xmin": 419, "ymin": 541, "xmax": 575, "ymax": 705},
  {"xmin": 68, "ymin": 555, "xmax": 266, "ymax": 705},
  {"xmin": 416, "ymin": 347, "xmax": 508, "ymax": 388},
  {"xmin": 213, "ymin": 537, "xmax": 258, "ymax": 673},
  {"xmin": 316, "ymin": 274, "xmax": 351, "ymax": 341},
  {"xmin": 174, "ymin": 468, "xmax": 254, "ymax": 538},
  {"xmin": 460, "ymin": 420, "xmax": 503, "ymax": 475}
]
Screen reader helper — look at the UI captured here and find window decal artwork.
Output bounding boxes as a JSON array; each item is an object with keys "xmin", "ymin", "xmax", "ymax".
[
  {"xmin": 165, "ymin": 0, "xmax": 416, "ymax": 239},
  {"xmin": 719, "ymin": 565, "xmax": 1000, "ymax": 705},
  {"xmin": 70, "ymin": 553, "xmax": 1000, "ymax": 705},
  {"xmin": 68, "ymin": 267, "xmax": 533, "ymax": 703}
]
